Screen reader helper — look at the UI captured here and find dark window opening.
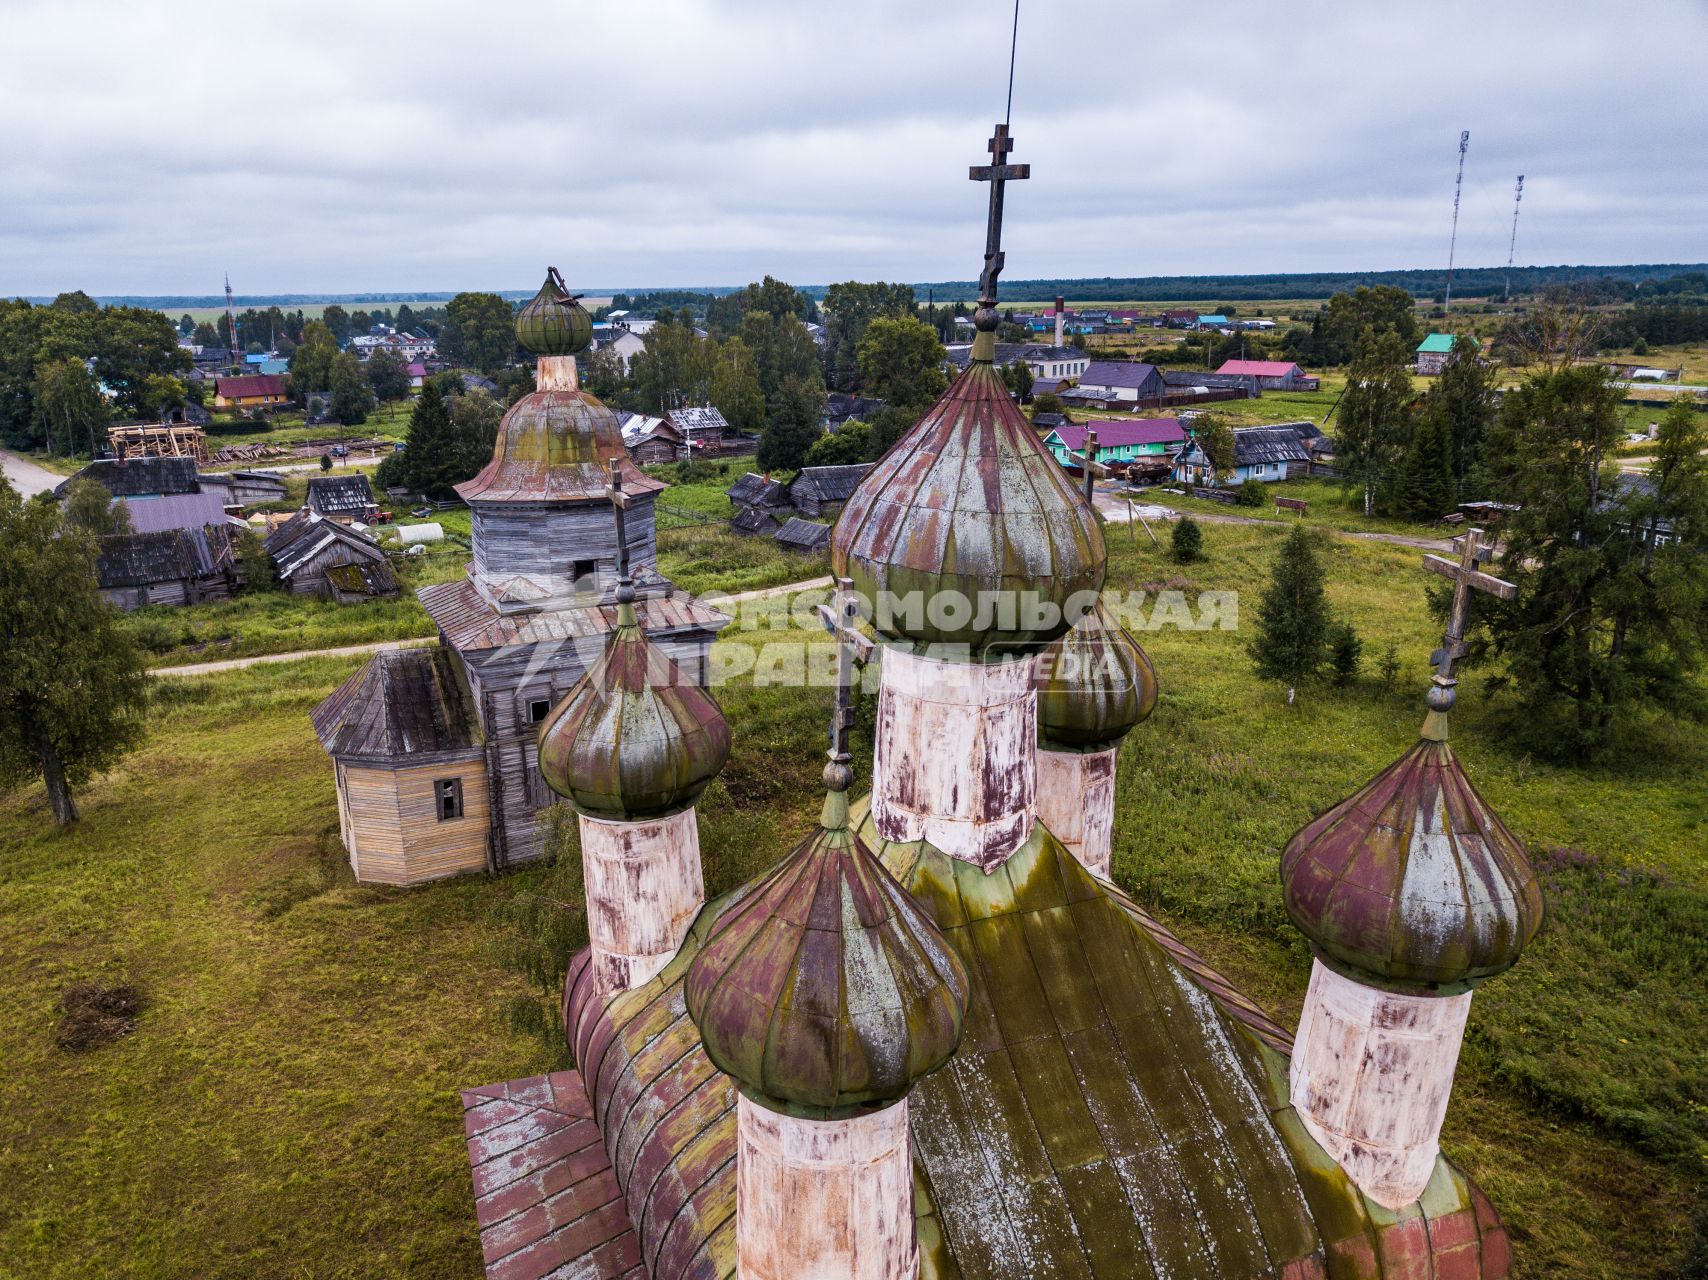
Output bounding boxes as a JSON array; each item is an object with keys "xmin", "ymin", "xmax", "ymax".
[
  {"xmin": 436, "ymin": 778, "xmax": 464, "ymax": 821},
  {"xmin": 528, "ymin": 698, "xmax": 551, "ymax": 723},
  {"xmin": 572, "ymin": 559, "xmax": 596, "ymax": 580}
]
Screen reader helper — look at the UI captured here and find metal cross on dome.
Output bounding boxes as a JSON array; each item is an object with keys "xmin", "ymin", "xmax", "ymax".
[
  {"xmin": 607, "ymin": 457, "xmax": 632, "ymax": 591},
  {"xmin": 1421, "ymin": 527, "xmax": 1516, "ymax": 689},
  {"xmin": 816, "ymin": 577, "xmax": 873, "ymax": 768},
  {"xmin": 970, "ymin": 123, "xmax": 1031, "ymax": 306}
]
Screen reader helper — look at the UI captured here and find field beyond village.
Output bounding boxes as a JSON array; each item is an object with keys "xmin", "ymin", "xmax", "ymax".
[{"xmin": 1, "ymin": 514, "xmax": 1703, "ymax": 1278}]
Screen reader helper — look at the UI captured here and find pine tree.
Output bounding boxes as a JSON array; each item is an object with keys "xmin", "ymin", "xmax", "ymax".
[
  {"xmin": 1391, "ymin": 410, "xmax": 1454, "ymax": 520},
  {"xmin": 1171, "ymin": 514, "xmax": 1203, "ymax": 563},
  {"xmin": 1249, "ymin": 525, "xmax": 1331, "ymax": 697},
  {"xmin": 403, "ymin": 381, "xmax": 459, "ymax": 498}
]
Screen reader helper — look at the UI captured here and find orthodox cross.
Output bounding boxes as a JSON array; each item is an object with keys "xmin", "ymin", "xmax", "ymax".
[
  {"xmin": 547, "ymin": 265, "xmax": 583, "ymax": 307},
  {"xmin": 1421, "ymin": 527, "xmax": 1515, "ymax": 690},
  {"xmin": 607, "ymin": 457, "xmax": 633, "ymax": 597},
  {"xmin": 816, "ymin": 577, "xmax": 873, "ymax": 770},
  {"xmin": 1080, "ymin": 426, "xmax": 1107, "ymax": 507},
  {"xmin": 970, "ymin": 124, "xmax": 1030, "ymax": 306}
]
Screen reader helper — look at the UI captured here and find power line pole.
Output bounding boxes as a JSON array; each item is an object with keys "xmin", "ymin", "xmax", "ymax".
[
  {"xmin": 1444, "ymin": 130, "xmax": 1469, "ymax": 315},
  {"xmin": 1503, "ymin": 175, "xmax": 1525, "ymax": 305},
  {"xmin": 224, "ymin": 274, "xmax": 240, "ymax": 368}
]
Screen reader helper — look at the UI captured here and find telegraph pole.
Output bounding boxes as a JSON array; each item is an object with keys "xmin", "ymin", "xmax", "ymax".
[
  {"xmin": 1444, "ymin": 130, "xmax": 1469, "ymax": 314},
  {"xmin": 1503, "ymin": 175, "xmax": 1525, "ymax": 304}
]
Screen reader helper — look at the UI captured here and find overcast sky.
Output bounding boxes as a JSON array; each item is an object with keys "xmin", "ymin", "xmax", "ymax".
[{"xmin": 3, "ymin": 0, "xmax": 1705, "ymax": 298}]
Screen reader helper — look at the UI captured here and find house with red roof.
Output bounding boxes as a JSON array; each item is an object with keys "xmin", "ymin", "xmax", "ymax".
[
  {"xmin": 213, "ymin": 373, "xmax": 289, "ymax": 410},
  {"xmin": 1216, "ymin": 359, "xmax": 1320, "ymax": 391}
]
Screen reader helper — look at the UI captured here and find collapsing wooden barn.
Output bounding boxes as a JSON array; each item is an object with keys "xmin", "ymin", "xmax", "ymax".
[
  {"xmin": 264, "ymin": 512, "xmax": 399, "ymax": 600},
  {"xmin": 95, "ymin": 526, "xmax": 243, "ymax": 611}
]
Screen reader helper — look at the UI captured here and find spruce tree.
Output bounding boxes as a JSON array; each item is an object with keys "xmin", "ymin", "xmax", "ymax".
[
  {"xmin": 756, "ymin": 375, "xmax": 825, "ymax": 473},
  {"xmin": 1392, "ymin": 410, "xmax": 1454, "ymax": 520},
  {"xmin": 403, "ymin": 381, "xmax": 458, "ymax": 498},
  {"xmin": 1249, "ymin": 525, "xmax": 1331, "ymax": 697},
  {"xmin": 1171, "ymin": 514, "xmax": 1203, "ymax": 564}
]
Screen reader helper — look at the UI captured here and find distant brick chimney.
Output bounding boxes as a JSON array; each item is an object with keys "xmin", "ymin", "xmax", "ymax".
[{"xmin": 1055, "ymin": 294, "xmax": 1066, "ymax": 347}]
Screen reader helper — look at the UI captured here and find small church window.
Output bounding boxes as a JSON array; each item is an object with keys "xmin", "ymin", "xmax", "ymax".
[
  {"xmin": 527, "ymin": 698, "xmax": 551, "ymax": 723},
  {"xmin": 572, "ymin": 559, "xmax": 596, "ymax": 580},
  {"xmin": 435, "ymin": 778, "xmax": 463, "ymax": 821}
]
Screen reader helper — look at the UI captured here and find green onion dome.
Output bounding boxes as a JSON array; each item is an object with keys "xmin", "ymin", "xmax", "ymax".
[
  {"xmin": 536, "ymin": 602, "xmax": 731, "ymax": 821},
  {"xmin": 684, "ymin": 779, "xmax": 968, "ymax": 1119},
  {"xmin": 515, "ymin": 267, "xmax": 593, "ymax": 356},
  {"xmin": 1280, "ymin": 736, "xmax": 1543, "ymax": 993},
  {"xmin": 830, "ymin": 356, "xmax": 1105, "ymax": 658},
  {"xmin": 1036, "ymin": 599, "xmax": 1158, "ymax": 753}
]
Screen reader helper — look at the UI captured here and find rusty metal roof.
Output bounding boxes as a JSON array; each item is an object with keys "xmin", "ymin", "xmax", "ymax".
[
  {"xmin": 310, "ymin": 646, "xmax": 481, "ymax": 761},
  {"xmin": 553, "ymin": 812, "xmax": 1514, "ymax": 1279},
  {"xmin": 419, "ymin": 577, "xmax": 727, "ymax": 655},
  {"xmin": 831, "ymin": 358, "xmax": 1105, "ymax": 655},
  {"xmin": 461, "ymin": 1071, "xmax": 643, "ymax": 1279},
  {"xmin": 684, "ymin": 789, "xmax": 966, "ymax": 1118},
  {"xmin": 455, "ymin": 389, "xmax": 666, "ymax": 506},
  {"xmin": 1281, "ymin": 737, "xmax": 1543, "ymax": 991},
  {"xmin": 1036, "ymin": 600, "xmax": 1159, "ymax": 753},
  {"xmin": 536, "ymin": 605, "xmax": 731, "ymax": 822}
]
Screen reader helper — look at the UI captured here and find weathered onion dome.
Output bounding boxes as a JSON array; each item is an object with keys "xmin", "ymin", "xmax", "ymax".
[
  {"xmin": 1036, "ymin": 599, "xmax": 1158, "ymax": 752},
  {"xmin": 515, "ymin": 268, "xmax": 593, "ymax": 356},
  {"xmin": 454, "ymin": 387, "xmax": 661, "ymax": 504},
  {"xmin": 830, "ymin": 356, "xmax": 1105, "ymax": 656},
  {"xmin": 684, "ymin": 782, "xmax": 968, "ymax": 1118},
  {"xmin": 1281, "ymin": 736, "xmax": 1543, "ymax": 992},
  {"xmin": 536, "ymin": 602, "xmax": 731, "ymax": 820}
]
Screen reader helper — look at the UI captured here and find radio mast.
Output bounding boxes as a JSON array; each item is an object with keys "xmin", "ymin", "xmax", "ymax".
[
  {"xmin": 1503, "ymin": 175, "xmax": 1525, "ymax": 304},
  {"xmin": 1443, "ymin": 130, "xmax": 1470, "ymax": 313},
  {"xmin": 224, "ymin": 274, "xmax": 240, "ymax": 367}
]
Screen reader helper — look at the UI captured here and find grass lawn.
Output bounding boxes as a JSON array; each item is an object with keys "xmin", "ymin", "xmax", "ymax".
[
  {"xmin": 1131, "ymin": 475, "xmax": 1454, "ymax": 542},
  {"xmin": 3, "ymin": 508, "xmax": 1701, "ymax": 1277}
]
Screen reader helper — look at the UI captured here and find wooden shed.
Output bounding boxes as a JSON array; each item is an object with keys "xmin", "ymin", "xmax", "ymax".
[
  {"xmin": 306, "ymin": 474, "xmax": 379, "ymax": 523},
  {"xmin": 264, "ymin": 511, "xmax": 398, "ymax": 599},
  {"xmin": 311, "ymin": 646, "xmax": 491, "ymax": 885},
  {"xmin": 788, "ymin": 464, "xmax": 872, "ymax": 518},
  {"xmin": 95, "ymin": 526, "xmax": 242, "ymax": 611},
  {"xmin": 773, "ymin": 517, "xmax": 832, "ymax": 554}
]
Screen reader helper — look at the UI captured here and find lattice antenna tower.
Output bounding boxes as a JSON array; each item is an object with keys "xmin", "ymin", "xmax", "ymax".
[
  {"xmin": 224, "ymin": 273, "xmax": 240, "ymax": 366},
  {"xmin": 1443, "ymin": 130, "xmax": 1470, "ymax": 314},
  {"xmin": 1503, "ymin": 175, "xmax": 1525, "ymax": 304}
]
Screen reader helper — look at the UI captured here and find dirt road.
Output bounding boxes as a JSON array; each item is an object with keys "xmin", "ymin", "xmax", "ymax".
[{"xmin": 1, "ymin": 448, "xmax": 64, "ymax": 498}]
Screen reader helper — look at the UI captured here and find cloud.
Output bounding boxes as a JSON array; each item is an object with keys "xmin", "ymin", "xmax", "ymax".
[{"xmin": 1, "ymin": 0, "xmax": 1704, "ymax": 295}]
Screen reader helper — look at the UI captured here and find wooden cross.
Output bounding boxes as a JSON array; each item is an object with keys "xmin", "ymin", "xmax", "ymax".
[
  {"xmin": 1421, "ymin": 527, "xmax": 1515, "ymax": 687},
  {"xmin": 547, "ymin": 265, "xmax": 583, "ymax": 307},
  {"xmin": 1079, "ymin": 427, "xmax": 1108, "ymax": 506},
  {"xmin": 969, "ymin": 124, "xmax": 1030, "ymax": 305},
  {"xmin": 816, "ymin": 577, "xmax": 873, "ymax": 767}
]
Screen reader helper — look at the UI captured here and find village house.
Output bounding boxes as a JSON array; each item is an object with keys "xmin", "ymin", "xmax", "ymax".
[
  {"xmin": 1215, "ymin": 358, "xmax": 1321, "ymax": 391},
  {"xmin": 264, "ymin": 510, "xmax": 398, "ymax": 599},
  {"xmin": 1043, "ymin": 418, "xmax": 1187, "ymax": 471},
  {"xmin": 55, "ymin": 455, "xmax": 199, "ymax": 501},
  {"xmin": 1071, "ymin": 359, "xmax": 1167, "ymax": 404},
  {"xmin": 1173, "ymin": 422, "xmax": 1314, "ymax": 486},
  {"xmin": 788, "ymin": 463, "xmax": 872, "ymax": 518},
  {"xmin": 95, "ymin": 525, "xmax": 243, "ymax": 611},
  {"xmin": 590, "ymin": 322, "xmax": 647, "ymax": 370},
  {"xmin": 619, "ymin": 413, "xmax": 682, "ymax": 465},
  {"xmin": 1196, "ymin": 313, "xmax": 1231, "ymax": 330},
  {"xmin": 1161, "ymin": 308, "xmax": 1199, "ymax": 327},
  {"xmin": 664, "ymin": 405, "xmax": 729, "ymax": 450},
  {"xmin": 725, "ymin": 471, "xmax": 792, "ymax": 530},
  {"xmin": 306, "ymin": 474, "xmax": 380, "ymax": 523},
  {"xmin": 1416, "ymin": 332, "xmax": 1477, "ymax": 375},
  {"xmin": 196, "ymin": 469, "xmax": 289, "ymax": 508},
  {"xmin": 822, "ymin": 391, "xmax": 885, "ymax": 429},
  {"xmin": 213, "ymin": 373, "xmax": 289, "ymax": 410},
  {"xmin": 946, "ymin": 340, "xmax": 1089, "ymax": 384}
]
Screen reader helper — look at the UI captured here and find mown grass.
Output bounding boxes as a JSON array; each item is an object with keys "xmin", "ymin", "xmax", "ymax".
[{"xmin": 1, "ymin": 520, "xmax": 1701, "ymax": 1277}]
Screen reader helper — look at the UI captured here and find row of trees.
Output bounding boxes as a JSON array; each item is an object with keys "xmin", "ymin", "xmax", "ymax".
[{"xmin": 0, "ymin": 293, "xmax": 190, "ymax": 455}]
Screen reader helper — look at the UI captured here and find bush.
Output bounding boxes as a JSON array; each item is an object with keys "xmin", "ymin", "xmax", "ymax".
[
  {"xmin": 127, "ymin": 612, "xmax": 186, "ymax": 653},
  {"xmin": 1171, "ymin": 515, "xmax": 1203, "ymax": 564},
  {"xmin": 1329, "ymin": 621, "xmax": 1363, "ymax": 686},
  {"xmin": 373, "ymin": 449, "xmax": 407, "ymax": 491},
  {"xmin": 318, "ymin": 452, "xmax": 333, "ymax": 472},
  {"xmin": 674, "ymin": 456, "xmax": 718, "ymax": 484},
  {"xmin": 1237, "ymin": 478, "xmax": 1266, "ymax": 507}
]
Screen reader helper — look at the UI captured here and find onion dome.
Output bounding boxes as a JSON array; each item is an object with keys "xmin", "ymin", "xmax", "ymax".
[
  {"xmin": 830, "ymin": 354, "xmax": 1105, "ymax": 657},
  {"xmin": 1036, "ymin": 599, "xmax": 1158, "ymax": 752},
  {"xmin": 536, "ymin": 598, "xmax": 731, "ymax": 821},
  {"xmin": 684, "ymin": 771, "xmax": 968, "ymax": 1118},
  {"xmin": 515, "ymin": 267, "xmax": 593, "ymax": 356},
  {"xmin": 1281, "ymin": 734, "xmax": 1543, "ymax": 992},
  {"xmin": 454, "ymin": 386, "xmax": 662, "ymax": 504}
]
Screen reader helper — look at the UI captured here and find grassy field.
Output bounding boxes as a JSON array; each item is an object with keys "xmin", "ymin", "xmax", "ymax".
[{"xmin": 1, "ymin": 517, "xmax": 1702, "ymax": 1276}]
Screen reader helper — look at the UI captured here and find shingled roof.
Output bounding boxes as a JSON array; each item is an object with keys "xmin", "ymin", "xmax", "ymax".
[
  {"xmin": 772, "ymin": 517, "xmax": 831, "ymax": 552},
  {"xmin": 95, "ymin": 526, "xmax": 237, "ymax": 589},
  {"xmin": 541, "ymin": 813, "xmax": 1513, "ymax": 1280},
  {"xmin": 56, "ymin": 456, "xmax": 200, "ymax": 499},
  {"xmin": 1232, "ymin": 425, "xmax": 1313, "ymax": 468},
  {"xmin": 306, "ymin": 474, "xmax": 377, "ymax": 519},
  {"xmin": 789, "ymin": 464, "xmax": 872, "ymax": 505},
  {"xmin": 264, "ymin": 511, "xmax": 389, "ymax": 582},
  {"xmin": 311, "ymin": 645, "xmax": 481, "ymax": 761},
  {"xmin": 725, "ymin": 473, "xmax": 790, "ymax": 509}
]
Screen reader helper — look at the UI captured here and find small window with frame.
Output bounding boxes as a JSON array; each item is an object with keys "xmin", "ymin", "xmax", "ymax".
[
  {"xmin": 527, "ymin": 698, "xmax": 552, "ymax": 724},
  {"xmin": 435, "ymin": 778, "xmax": 463, "ymax": 821}
]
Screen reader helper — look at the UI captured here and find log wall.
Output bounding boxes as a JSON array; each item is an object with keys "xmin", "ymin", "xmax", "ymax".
[{"xmin": 337, "ymin": 755, "xmax": 491, "ymax": 885}]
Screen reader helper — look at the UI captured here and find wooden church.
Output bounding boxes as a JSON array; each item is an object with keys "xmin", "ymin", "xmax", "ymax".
[
  {"xmin": 456, "ymin": 129, "xmax": 1537, "ymax": 1280},
  {"xmin": 312, "ymin": 271, "xmax": 728, "ymax": 884}
]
